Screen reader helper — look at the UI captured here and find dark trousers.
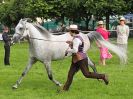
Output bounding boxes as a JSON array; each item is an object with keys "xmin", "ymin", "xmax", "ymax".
[
  {"xmin": 4, "ymin": 45, "xmax": 10, "ymax": 65},
  {"xmin": 63, "ymin": 58, "xmax": 105, "ymax": 91}
]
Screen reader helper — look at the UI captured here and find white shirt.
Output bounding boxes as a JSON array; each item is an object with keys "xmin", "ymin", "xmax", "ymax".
[
  {"xmin": 116, "ymin": 25, "xmax": 129, "ymax": 44},
  {"xmin": 67, "ymin": 36, "xmax": 82, "ymax": 54},
  {"xmin": 0, "ymin": 34, "xmax": 3, "ymax": 40}
]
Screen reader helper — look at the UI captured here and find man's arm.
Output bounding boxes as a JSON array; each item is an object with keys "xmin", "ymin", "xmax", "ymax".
[
  {"xmin": 126, "ymin": 25, "xmax": 130, "ymax": 37},
  {"xmin": 2, "ymin": 33, "xmax": 11, "ymax": 43},
  {"xmin": 67, "ymin": 38, "xmax": 81, "ymax": 54}
]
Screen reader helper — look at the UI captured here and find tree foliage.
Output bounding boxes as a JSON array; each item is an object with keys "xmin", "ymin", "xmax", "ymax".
[
  {"xmin": 0, "ymin": 0, "xmax": 132, "ymax": 29},
  {"xmin": 85, "ymin": 0, "xmax": 128, "ymax": 29}
]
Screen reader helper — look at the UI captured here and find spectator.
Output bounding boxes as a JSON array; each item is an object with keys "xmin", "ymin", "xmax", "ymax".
[
  {"xmin": 96, "ymin": 21, "xmax": 112, "ymax": 66},
  {"xmin": 116, "ymin": 17, "xmax": 129, "ymax": 54},
  {"xmin": 2, "ymin": 26, "xmax": 11, "ymax": 66}
]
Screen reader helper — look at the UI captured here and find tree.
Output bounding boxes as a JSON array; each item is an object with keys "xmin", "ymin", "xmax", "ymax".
[
  {"xmin": 0, "ymin": 0, "xmax": 52, "ymax": 26},
  {"xmin": 0, "ymin": 0, "xmax": 131, "ymax": 29},
  {"xmin": 0, "ymin": 0, "xmax": 67, "ymax": 26},
  {"xmin": 124, "ymin": 0, "xmax": 133, "ymax": 13},
  {"xmin": 0, "ymin": 0, "xmax": 14, "ymax": 26},
  {"xmin": 85, "ymin": 0, "xmax": 128, "ymax": 30},
  {"xmin": 62, "ymin": 0, "xmax": 93, "ymax": 30}
]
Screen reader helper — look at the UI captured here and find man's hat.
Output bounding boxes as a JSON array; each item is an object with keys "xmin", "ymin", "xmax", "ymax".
[{"xmin": 69, "ymin": 24, "xmax": 78, "ymax": 31}]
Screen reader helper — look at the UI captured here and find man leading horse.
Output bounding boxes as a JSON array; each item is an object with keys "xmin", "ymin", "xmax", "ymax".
[{"xmin": 62, "ymin": 25, "xmax": 108, "ymax": 91}]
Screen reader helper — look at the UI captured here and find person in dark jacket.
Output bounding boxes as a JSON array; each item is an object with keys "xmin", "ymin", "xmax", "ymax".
[{"xmin": 2, "ymin": 26, "xmax": 11, "ymax": 65}]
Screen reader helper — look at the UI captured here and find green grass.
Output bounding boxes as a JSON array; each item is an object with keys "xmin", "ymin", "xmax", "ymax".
[{"xmin": 0, "ymin": 39, "xmax": 133, "ymax": 99}]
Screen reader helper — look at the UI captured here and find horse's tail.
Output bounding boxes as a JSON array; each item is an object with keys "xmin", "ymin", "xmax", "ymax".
[{"xmin": 87, "ymin": 31, "xmax": 127, "ymax": 64}]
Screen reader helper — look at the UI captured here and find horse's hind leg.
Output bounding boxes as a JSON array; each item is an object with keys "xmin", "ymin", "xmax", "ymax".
[
  {"xmin": 87, "ymin": 56, "xmax": 97, "ymax": 73},
  {"xmin": 43, "ymin": 61, "xmax": 62, "ymax": 86},
  {"xmin": 12, "ymin": 57, "xmax": 37, "ymax": 89}
]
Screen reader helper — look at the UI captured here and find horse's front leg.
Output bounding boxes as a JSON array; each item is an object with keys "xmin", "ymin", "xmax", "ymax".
[
  {"xmin": 43, "ymin": 61, "xmax": 62, "ymax": 86},
  {"xmin": 12, "ymin": 57, "xmax": 37, "ymax": 89}
]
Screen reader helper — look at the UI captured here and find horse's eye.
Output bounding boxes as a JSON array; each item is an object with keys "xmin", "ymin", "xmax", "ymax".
[{"xmin": 20, "ymin": 28, "xmax": 23, "ymax": 30}]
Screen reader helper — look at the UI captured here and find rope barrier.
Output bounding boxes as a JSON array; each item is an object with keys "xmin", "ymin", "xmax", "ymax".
[{"xmin": 29, "ymin": 37, "xmax": 67, "ymax": 42}]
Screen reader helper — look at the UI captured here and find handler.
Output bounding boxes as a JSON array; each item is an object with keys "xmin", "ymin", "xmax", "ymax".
[
  {"xmin": 2, "ymin": 26, "xmax": 11, "ymax": 65},
  {"xmin": 63, "ymin": 24, "xmax": 108, "ymax": 91}
]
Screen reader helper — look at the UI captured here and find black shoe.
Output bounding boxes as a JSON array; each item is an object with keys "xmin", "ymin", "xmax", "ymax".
[
  {"xmin": 103, "ymin": 75, "xmax": 109, "ymax": 85},
  {"xmin": 5, "ymin": 63, "xmax": 10, "ymax": 66}
]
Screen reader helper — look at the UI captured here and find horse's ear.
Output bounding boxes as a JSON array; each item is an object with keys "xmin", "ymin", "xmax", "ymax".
[
  {"xmin": 19, "ymin": 19, "xmax": 22, "ymax": 22},
  {"xmin": 21, "ymin": 18, "xmax": 32, "ymax": 23},
  {"xmin": 23, "ymin": 18, "xmax": 32, "ymax": 23},
  {"xmin": 22, "ymin": 18, "xmax": 26, "ymax": 21},
  {"xmin": 27, "ymin": 18, "xmax": 33, "ymax": 23}
]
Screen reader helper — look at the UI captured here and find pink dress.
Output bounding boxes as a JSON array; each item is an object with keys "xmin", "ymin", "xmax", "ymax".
[{"xmin": 96, "ymin": 27, "xmax": 112, "ymax": 59}]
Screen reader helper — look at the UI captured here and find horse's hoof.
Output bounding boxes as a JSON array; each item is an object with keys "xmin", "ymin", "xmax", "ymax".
[
  {"xmin": 12, "ymin": 84, "xmax": 18, "ymax": 89},
  {"xmin": 56, "ymin": 83, "xmax": 62, "ymax": 87},
  {"xmin": 58, "ymin": 83, "xmax": 62, "ymax": 87}
]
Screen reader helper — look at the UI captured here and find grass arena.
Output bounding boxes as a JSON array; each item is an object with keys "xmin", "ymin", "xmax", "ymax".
[{"xmin": 0, "ymin": 38, "xmax": 133, "ymax": 99}]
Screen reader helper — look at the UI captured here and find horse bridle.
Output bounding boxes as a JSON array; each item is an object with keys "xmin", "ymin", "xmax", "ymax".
[{"xmin": 16, "ymin": 32, "xmax": 23, "ymax": 36}]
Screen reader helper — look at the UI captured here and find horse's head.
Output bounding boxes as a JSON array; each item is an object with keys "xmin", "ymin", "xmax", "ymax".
[{"xmin": 12, "ymin": 18, "xmax": 32, "ymax": 43}]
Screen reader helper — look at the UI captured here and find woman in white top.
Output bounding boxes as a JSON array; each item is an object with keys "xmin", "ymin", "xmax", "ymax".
[{"xmin": 116, "ymin": 17, "xmax": 129, "ymax": 54}]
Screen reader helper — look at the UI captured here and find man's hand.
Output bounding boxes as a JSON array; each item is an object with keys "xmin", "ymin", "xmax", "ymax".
[
  {"xmin": 66, "ymin": 40, "xmax": 73, "ymax": 48},
  {"xmin": 66, "ymin": 41, "xmax": 72, "ymax": 44}
]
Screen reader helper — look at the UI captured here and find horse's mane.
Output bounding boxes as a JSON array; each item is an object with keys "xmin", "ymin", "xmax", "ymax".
[
  {"xmin": 33, "ymin": 24, "xmax": 66, "ymax": 36},
  {"xmin": 21, "ymin": 18, "xmax": 65, "ymax": 37},
  {"xmin": 33, "ymin": 24, "xmax": 51, "ymax": 38}
]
